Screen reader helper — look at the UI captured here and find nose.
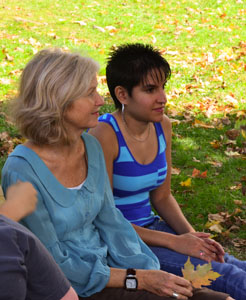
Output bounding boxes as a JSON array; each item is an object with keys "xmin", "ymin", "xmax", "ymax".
[
  {"xmin": 157, "ymin": 89, "xmax": 167, "ymax": 104},
  {"xmin": 95, "ymin": 91, "xmax": 104, "ymax": 107}
]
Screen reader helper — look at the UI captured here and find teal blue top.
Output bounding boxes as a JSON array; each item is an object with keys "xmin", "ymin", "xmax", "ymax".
[{"xmin": 1, "ymin": 133, "xmax": 160, "ymax": 297}]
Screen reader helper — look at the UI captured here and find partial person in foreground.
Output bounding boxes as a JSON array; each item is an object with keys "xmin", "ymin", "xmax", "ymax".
[
  {"xmin": 0, "ymin": 181, "xmax": 78, "ymax": 300},
  {"xmin": 89, "ymin": 43, "xmax": 246, "ymax": 300},
  {"xmin": 1, "ymin": 48, "xmax": 231, "ymax": 300}
]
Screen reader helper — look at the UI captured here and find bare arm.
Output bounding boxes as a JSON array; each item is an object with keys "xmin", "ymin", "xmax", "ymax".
[
  {"xmin": 0, "ymin": 181, "xmax": 37, "ymax": 221},
  {"xmin": 149, "ymin": 115, "xmax": 224, "ymax": 262},
  {"xmin": 150, "ymin": 115, "xmax": 194, "ymax": 234},
  {"xmin": 107, "ymin": 268, "xmax": 193, "ymax": 299},
  {"xmin": 89, "ymin": 122, "xmax": 118, "ymax": 188}
]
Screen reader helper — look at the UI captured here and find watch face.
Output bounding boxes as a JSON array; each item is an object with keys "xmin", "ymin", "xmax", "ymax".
[{"xmin": 126, "ymin": 278, "xmax": 137, "ymax": 289}]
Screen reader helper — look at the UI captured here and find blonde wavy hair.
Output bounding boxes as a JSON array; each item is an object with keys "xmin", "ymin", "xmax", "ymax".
[{"xmin": 12, "ymin": 48, "xmax": 99, "ymax": 145}]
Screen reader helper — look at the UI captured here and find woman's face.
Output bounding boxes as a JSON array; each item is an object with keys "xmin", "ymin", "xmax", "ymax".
[
  {"xmin": 125, "ymin": 70, "xmax": 167, "ymax": 123},
  {"xmin": 64, "ymin": 75, "xmax": 104, "ymax": 133}
]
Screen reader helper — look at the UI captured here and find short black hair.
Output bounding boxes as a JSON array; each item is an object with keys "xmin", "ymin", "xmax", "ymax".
[{"xmin": 106, "ymin": 43, "xmax": 171, "ymax": 109}]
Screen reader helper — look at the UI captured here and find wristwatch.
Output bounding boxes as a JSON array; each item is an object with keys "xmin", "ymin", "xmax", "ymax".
[{"xmin": 124, "ymin": 268, "xmax": 138, "ymax": 291}]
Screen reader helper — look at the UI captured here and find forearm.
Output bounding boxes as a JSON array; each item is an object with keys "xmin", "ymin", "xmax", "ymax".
[
  {"xmin": 132, "ymin": 223, "xmax": 182, "ymax": 249},
  {"xmin": 106, "ymin": 268, "xmax": 153, "ymax": 291},
  {"xmin": 154, "ymin": 194, "xmax": 195, "ymax": 234}
]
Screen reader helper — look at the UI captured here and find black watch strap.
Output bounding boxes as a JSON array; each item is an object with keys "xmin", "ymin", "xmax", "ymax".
[{"xmin": 127, "ymin": 268, "xmax": 136, "ymax": 276}]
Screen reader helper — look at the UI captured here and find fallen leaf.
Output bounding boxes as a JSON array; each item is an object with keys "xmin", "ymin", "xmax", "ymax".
[
  {"xmin": 230, "ymin": 183, "xmax": 242, "ymax": 190},
  {"xmin": 180, "ymin": 178, "xmax": 192, "ymax": 187},
  {"xmin": 182, "ymin": 257, "xmax": 221, "ymax": 288},
  {"xmin": 93, "ymin": 25, "xmax": 105, "ymax": 32},
  {"xmin": 200, "ymin": 170, "xmax": 207, "ymax": 178},
  {"xmin": 207, "ymin": 161, "xmax": 223, "ymax": 168},
  {"xmin": 192, "ymin": 168, "xmax": 200, "ymax": 178},
  {"xmin": 5, "ymin": 53, "xmax": 14, "ymax": 61},
  {"xmin": 207, "ymin": 223, "xmax": 223, "ymax": 233},
  {"xmin": 226, "ymin": 129, "xmax": 240, "ymax": 140},
  {"xmin": 225, "ymin": 150, "xmax": 241, "ymax": 157},
  {"xmin": 73, "ymin": 20, "xmax": 87, "ymax": 26},
  {"xmin": 193, "ymin": 119, "xmax": 215, "ymax": 129},
  {"xmin": 171, "ymin": 167, "xmax": 181, "ymax": 175},
  {"xmin": 234, "ymin": 200, "xmax": 243, "ymax": 205},
  {"xmin": 193, "ymin": 157, "xmax": 201, "ymax": 162},
  {"xmin": 221, "ymin": 117, "xmax": 231, "ymax": 125}
]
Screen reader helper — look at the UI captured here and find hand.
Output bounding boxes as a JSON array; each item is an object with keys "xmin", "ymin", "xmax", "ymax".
[
  {"xmin": 1, "ymin": 181, "xmax": 37, "ymax": 221},
  {"xmin": 193, "ymin": 232, "xmax": 225, "ymax": 263},
  {"xmin": 174, "ymin": 232, "xmax": 225, "ymax": 263},
  {"xmin": 138, "ymin": 269, "xmax": 193, "ymax": 300}
]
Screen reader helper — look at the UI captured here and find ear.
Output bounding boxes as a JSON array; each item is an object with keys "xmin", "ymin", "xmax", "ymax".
[{"xmin": 114, "ymin": 86, "xmax": 129, "ymax": 105}]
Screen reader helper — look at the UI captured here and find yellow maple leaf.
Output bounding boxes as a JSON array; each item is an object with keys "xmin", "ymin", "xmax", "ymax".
[
  {"xmin": 180, "ymin": 178, "xmax": 192, "ymax": 187},
  {"xmin": 182, "ymin": 257, "xmax": 221, "ymax": 288}
]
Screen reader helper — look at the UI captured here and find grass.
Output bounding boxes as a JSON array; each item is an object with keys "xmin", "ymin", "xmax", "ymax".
[{"xmin": 0, "ymin": 0, "xmax": 246, "ymax": 258}]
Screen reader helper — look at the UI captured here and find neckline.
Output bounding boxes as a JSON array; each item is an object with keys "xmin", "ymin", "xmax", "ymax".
[
  {"xmin": 109, "ymin": 113, "xmax": 160, "ymax": 167},
  {"xmin": 13, "ymin": 133, "xmax": 94, "ymax": 193}
]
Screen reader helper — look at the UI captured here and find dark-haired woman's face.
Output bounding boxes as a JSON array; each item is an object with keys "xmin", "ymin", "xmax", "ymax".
[
  {"xmin": 64, "ymin": 75, "xmax": 104, "ymax": 133},
  {"xmin": 126, "ymin": 70, "xmax": 167, "ymax": 123}
]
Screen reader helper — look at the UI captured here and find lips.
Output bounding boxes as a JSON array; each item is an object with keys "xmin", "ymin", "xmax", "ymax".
[{"xmin": 153, "ymin": 107, "xmax": 164, "ymax": 113}]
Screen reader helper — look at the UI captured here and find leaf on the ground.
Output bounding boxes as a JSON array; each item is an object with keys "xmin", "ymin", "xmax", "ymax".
[
  {"xmin": 93, "ymin": 25, "xmax": 105, "ymax": 32},
  {"xmin": 226, "ymin": 129, "xmax": 240, "ymax": 140},
  {"xmin": 205, "ymin": 220, "xmax": 224, "ymax": 233},
  {"xmin": 193, "ymin": 157, "xmax": 200, "ymax": 162},
  {"xmin": 191, "ymin": 168, "xmax": 207, "ymax": 178},
  {"xmin": 192, "ymin": 168, "xmax": 200, "ymax": 177},
  {"xmin": 73, "ymin": 20, "xmax": 87, "ymax": 26},
  {"xmin": 193, "ymin": 119, "xmax": 215, "ymax": 129},
  {"xmin": 234, "ymin": 200, "xmax": 243, "ymax": 205},
  {"xmin": 171, "ymin": 167, "xmax": 181, "ymax": 175},
  {"xmin": 180, "ymin": 178, "xmax": 191, "ymax": 187},
  {"xmin": 5, "ymin": 53, "xmax": 14, "ymax": 61},
  {"xmin": 207, "ymin": 160, "xmax": 223, "ymax": 168},
  {"xmin": 169, "ymin": 118, "xmax": 181, "ymax": 125},
  {"xmin": 221, "ymin": 117, "xmax": 231, "ymax": 125},
  {"xmin": 0, "ymin": 78, "xmax": 12, "ymax": 85},
  {"xmin": 200, "ymin": 170, "xmax": 207, "ymax": 178},
  {"xmin": 225, "ymin": 150, "xmax": 241, "ymax": 157},
  {"xmin": 230, "ymin": 183, "xmax": 242, "ymax": 190},
  {"xmin": 182, "ymin": 257, "xmax": 221, "ymax": 288}
]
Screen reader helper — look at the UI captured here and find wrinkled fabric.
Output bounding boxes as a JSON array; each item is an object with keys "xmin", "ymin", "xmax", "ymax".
[{"xmin": 1, "ymin": 133, "xmax": 160, "ymax": 297}]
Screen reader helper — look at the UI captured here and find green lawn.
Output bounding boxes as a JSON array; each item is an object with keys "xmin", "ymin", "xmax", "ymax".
[{"xmin": 0, "ymin": 0, "xmax": 245, "ymax": 258}]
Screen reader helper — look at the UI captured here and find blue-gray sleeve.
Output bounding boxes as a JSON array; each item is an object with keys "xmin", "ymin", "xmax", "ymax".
[{"xmin": 94, "ymin": 150, "xmax": 160, "ymax": 270}]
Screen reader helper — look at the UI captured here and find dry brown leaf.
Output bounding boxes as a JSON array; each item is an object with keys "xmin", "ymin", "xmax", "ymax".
[
  {"xmin": 226, "ymin": 129, "xmax": 240, "ymax": 140},
  {"xmin": 171, "ymin": 167, "xmax": 181, "ymax": 175}
]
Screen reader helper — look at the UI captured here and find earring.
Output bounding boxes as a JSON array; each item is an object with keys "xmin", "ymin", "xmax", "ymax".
[{"xmin": 122, "ymin": 103, "xmax": 125, "ymax": 114}]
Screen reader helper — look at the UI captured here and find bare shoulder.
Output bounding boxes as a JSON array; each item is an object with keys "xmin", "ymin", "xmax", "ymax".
[
  {"xmin": 88, "ymin": 119, "xmax": 118, "ymax": 158},
  {"xmin": 89, "ymin": 121, "xmax": 115, "ymax": 141}
]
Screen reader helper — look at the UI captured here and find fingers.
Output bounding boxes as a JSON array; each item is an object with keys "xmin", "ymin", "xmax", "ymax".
[
  {"xmin": 192, "ymin": 232, "xmax": 210, "ymax": 238},
  {"xmin": 205, "ymin": 238, "xmax": 225, "ymax": 255},
  {"xmin": 167, "ymin": 276, "xmax": 193, "ymax": 299}
]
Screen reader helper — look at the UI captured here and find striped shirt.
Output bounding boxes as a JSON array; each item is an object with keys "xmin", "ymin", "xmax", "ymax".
[{"xmin": 98, "ymin": 113, "xmax": 167, "ymax": 226}]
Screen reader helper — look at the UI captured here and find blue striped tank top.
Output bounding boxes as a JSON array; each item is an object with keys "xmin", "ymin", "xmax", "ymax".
[{"xmin": 99, "ymin": 113, "xmax": 167, "ymax": 226}]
